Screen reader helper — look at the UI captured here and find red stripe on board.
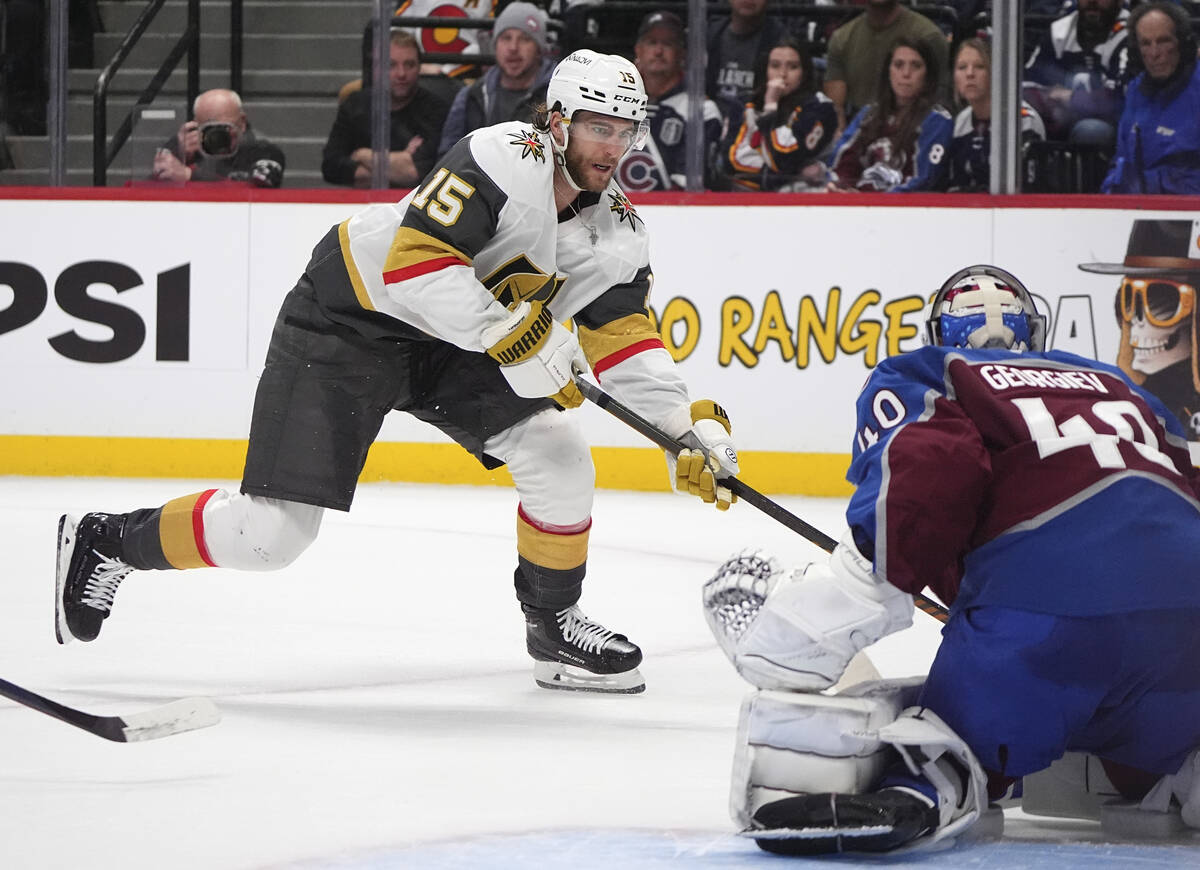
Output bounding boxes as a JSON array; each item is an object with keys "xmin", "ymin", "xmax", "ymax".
[
  {"xmin": 382, "ymin": 255, "xmax": 465, "ymax": 284},
  {"xmin": 1, "ymin": 186, "xmax": 1197, "ymax": 211},
  {"xmin": 592, "ymin": 338, "xmax": 665, "ymax": 379},
  {"xmin": 192, "ymin": 489, "xmax": 219, "ymax": 568},
  {"xmin": 517, "ymin": 504, "xmax": 592, "ymax": 536}
]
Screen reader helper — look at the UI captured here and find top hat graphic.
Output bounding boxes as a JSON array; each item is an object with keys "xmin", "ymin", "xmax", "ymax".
[{"xmin": 1079, "ymin": 219, "xmax": 1200, "ymax": 278}]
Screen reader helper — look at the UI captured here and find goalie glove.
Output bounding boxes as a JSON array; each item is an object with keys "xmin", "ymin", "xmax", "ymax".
[
  {"xmin": 481, "ymin": 300, "xmax": 587, "ymax": 409},
  {"xmin": 702, "ymin": 536, "xmax": 913, "ymax": 690},
  {"xmin": 665, "ymin": 400, "xmax": 739, "ymax": 510}
]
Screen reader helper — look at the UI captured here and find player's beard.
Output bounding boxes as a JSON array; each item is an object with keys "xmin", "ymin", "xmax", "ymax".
[{"xmin": 562, "ymin": 143, "xmax": 616, "ymax": 192}]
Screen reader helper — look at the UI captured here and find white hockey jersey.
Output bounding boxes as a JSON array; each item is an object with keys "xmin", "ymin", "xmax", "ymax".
[{"xmin": 326, "ymin": 121, "xmax": 691, "ymax": 431}]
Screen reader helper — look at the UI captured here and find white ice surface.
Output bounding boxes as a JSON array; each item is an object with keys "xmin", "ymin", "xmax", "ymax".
[{"xmin": 2, "ymin": 478, "xmax": 1198, "ymax": 869}]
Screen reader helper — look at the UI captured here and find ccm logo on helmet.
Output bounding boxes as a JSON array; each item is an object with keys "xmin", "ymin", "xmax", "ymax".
[{"xmin": 614, "ymin": 94, "xmax": 641, "ymax": 103}]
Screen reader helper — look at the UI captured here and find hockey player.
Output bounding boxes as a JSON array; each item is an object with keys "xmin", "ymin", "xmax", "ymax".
[
  {"xmin": 55, "ymin": 50, "xmax": 739, "ymax": 696},
  {"xmin": 703, "ymin": 265, "xmax": 1200, "ymax": 852}
]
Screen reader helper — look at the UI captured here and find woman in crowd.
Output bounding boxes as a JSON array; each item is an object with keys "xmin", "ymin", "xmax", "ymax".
[
  {"xmin": 721, "ymin": 37, "xmax": 838, "ymax": 192},
  {"xmin": 824, "ymin": 37, "xmax": 953, "ymax": 192},
  {"xmin": 947, "ymin": 37, "xmax": 1045, "ymax": 192}
]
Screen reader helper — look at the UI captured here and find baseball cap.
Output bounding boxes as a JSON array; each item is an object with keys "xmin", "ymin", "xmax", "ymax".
[
  {"xmin": 636, "ymin": 11, "xmax": 686, "ymax": 46},
  {"xmin": 493, "ymin": 2, "xmax": 549, "ymax": 52}
]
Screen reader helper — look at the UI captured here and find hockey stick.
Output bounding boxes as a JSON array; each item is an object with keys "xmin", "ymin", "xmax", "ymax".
[
  {"xmin": 0, "ymin": 677, "xmax": 221, "ymax": 742},
  {"xmin": 575, "ymin": 377, "xmax": 950, "ymax": 624}
]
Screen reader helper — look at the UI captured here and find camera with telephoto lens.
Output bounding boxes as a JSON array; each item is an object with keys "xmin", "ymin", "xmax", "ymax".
[{"xmin": 199, "ymin": 122, "xmax": 238, "ymax": 157}]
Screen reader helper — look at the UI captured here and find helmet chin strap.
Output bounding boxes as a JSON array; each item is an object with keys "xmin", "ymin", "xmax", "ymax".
[{"xmin": 551, "ymin": 120, "xmax": 585, "ymax": 193}]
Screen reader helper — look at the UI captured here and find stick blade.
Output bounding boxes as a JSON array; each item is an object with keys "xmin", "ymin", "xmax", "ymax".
[{"xmin": 117, "ymin": 697, "xmax": 222, "ymax": 742}]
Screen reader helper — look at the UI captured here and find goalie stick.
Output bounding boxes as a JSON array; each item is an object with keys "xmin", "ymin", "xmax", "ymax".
[
  {"xmin": 574, "ymin": 376, "xmax": 950, "ymax": 624},
  {"xmin": 0, "ymin": 677, "xmax": 220, "ymax": 742}
]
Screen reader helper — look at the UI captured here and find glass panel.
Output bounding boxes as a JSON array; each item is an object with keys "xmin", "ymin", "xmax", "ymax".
[{"xmin": 132, "ymin": 102, "xmax": 186, "ymax": 188}]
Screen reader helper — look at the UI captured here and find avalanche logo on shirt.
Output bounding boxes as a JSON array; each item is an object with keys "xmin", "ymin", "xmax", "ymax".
[
  {"xmin": 608, "ymin": 191, "xmax": 643, "ymax": 231},
  {"xmin": 616, "ymin": 152, "xmax": 662, "ymax": 192},
  {"xmin": 507, "ymin": 128, "xmax": 546, "ymax": 162}
]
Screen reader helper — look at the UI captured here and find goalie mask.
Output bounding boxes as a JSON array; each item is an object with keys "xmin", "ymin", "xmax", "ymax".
[{"xmin": 926, "ymin": 265, "xmax": 1047, "ymax": 352}]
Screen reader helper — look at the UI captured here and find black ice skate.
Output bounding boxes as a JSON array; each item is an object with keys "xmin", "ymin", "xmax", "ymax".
[
  {"xmin": 56, "ymin": 513, "xmax": 133, "ymax": 644},
  {"xmin": 749, "ymin": 788, "xmax": 939, "ymax": 855},
  {"xmin": 524, "ymin": 604, "xmax": 645, "ymax": 694}
]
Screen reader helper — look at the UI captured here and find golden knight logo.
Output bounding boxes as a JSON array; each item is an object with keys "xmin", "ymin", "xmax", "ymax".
[
  {"xmin": 507, "ymin": 129, "xmax": 546, "ymax": 162},
  {"xmin": 482, "ymin": 254, "xmax": 565, "ymax": 309},
  {"xmin": 608, "ymin": 191, "xmax": 642, "ymax": 231}
]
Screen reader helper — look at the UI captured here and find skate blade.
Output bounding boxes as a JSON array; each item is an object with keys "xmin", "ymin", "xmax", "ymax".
[
  {"xmin": 532, "ymin": 660, "xmax": 645, "ymax": 694},
  {"xmin": 54, "ymin": 514, "xmax": 77, "ymax": 645}
]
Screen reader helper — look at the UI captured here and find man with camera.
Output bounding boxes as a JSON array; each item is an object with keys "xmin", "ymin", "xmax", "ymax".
[{"xmin": 152, "ymin": 88, "xmax": 286, "ymax": 188}]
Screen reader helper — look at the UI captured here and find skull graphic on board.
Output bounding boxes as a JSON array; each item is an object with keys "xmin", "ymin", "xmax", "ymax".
[
  {"xmin": 1124, "ymin": 277, "xmax": 1193, "ymax": 375},
  {"xmin": 1079, "ymin": 219, "xmax": 1200, "ymax": 440}
]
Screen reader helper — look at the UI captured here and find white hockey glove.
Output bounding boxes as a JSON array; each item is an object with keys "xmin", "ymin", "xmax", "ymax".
[
  {"xmin": 482, "ymin": 300, "xmax": 587, "ymax": 409},
  {"xmin": 702, "ymin": 535, "xmax": 913, "ymax": 691},
  {"xmin": 665, "ymin": 400, "xmax": 739, "ymax": 511}
]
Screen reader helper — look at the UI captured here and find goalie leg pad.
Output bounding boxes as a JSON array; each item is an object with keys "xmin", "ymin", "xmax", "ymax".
[
  {"xmin": 1141, "ymin": 745, "xmax": 1200, "ymax": 830},
  {"xmin": 873, "ymin": 706, "xmax": 993, "ymax": 846},
  {"xmin": 1029, "ymin": 753, "xmax": 1191, "ymax": 838},
  {"xmin": 1020, "ymin": 752, "xmax": 1121, "ymax": 821},
  {"xmin": 731, "ymin": 678, "xmax": 924, "ymax": 829}
]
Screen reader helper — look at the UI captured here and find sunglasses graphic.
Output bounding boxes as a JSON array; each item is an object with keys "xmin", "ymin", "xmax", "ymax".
[{"xmin": 1119, "ymin": 278, "xmax": 1196, "ymax": 328}]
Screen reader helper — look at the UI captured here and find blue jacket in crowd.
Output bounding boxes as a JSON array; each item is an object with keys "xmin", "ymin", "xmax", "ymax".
[{"xmin": 1102, "ymin": 60, "xmax": 1200, "ymax": 195}]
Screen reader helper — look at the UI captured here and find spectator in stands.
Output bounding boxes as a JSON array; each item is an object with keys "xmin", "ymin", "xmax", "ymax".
[
  {"xmin": 1102, "ymin": 2, "xmax": 1200, "ymax": 194},
  {"xmin": 947, "ymin": 37, "xmax": 1045, "ymax": 192},
  {"xmin": 1023, "ymin": 0, "xmax": 1130, "ymax": 147},
  {"xmin": 706, "ymin": 0, "xmax": 790, "ymax": 124},
  {"xmin": 322, "ymin": 30, "xmax": 451, "ymax": 188},
  {"xmin": 351, "ymin": 17, "xmax": 465, "ymax": 109},
  {"xmin": 721, "ymin": 36, "xmax": 837, "ymax": 191},
  {"xmin": 151, "ymin": 89, "xmax": 286, "ymax": 187},
  {"xmin": 619, "ymin": 11, "xmax": 724, "ymax": 191},
  {"xmin": 824, "ymin": 37, "xmax": 953, "ymax": 192},
  {"xmin": 822, "ymin": 0, "xmax": 950, "ymax": 134},
  {"xmin": 437, "ymin": 2, "xmax": 554, "ymax": 157}
]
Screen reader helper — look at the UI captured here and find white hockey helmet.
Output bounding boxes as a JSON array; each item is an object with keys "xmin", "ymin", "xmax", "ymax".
[
  {"xmin": 547, "ymin": 49, "xmax": 649, "ymax": 130},
  {"xmin": 926, "ymin": 265, "xmax": 1047, "ymax": 351}
]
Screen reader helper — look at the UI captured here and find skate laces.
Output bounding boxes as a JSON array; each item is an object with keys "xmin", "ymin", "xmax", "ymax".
[
  {"xmin": 557, "ymin": 606, "xmax": 615, "ymax": 654},
  {"xmin": 80, "ymin": 550, "xmax": 132, "ymax": 613}
]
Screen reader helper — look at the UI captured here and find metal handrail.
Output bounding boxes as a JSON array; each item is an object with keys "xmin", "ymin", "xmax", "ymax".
[
  {"xmin": 93, "ymin": 0, "xmax": 199, "ymax": 186},
  {"xmin": 231, "ymin": 0, "xmax": 243, "ymax": 96}
]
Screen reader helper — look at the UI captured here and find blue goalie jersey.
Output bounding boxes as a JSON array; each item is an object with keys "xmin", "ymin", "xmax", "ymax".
[{"xmin": 845, "ymin": 345, "xmax": 1200, "ymax": 617}]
